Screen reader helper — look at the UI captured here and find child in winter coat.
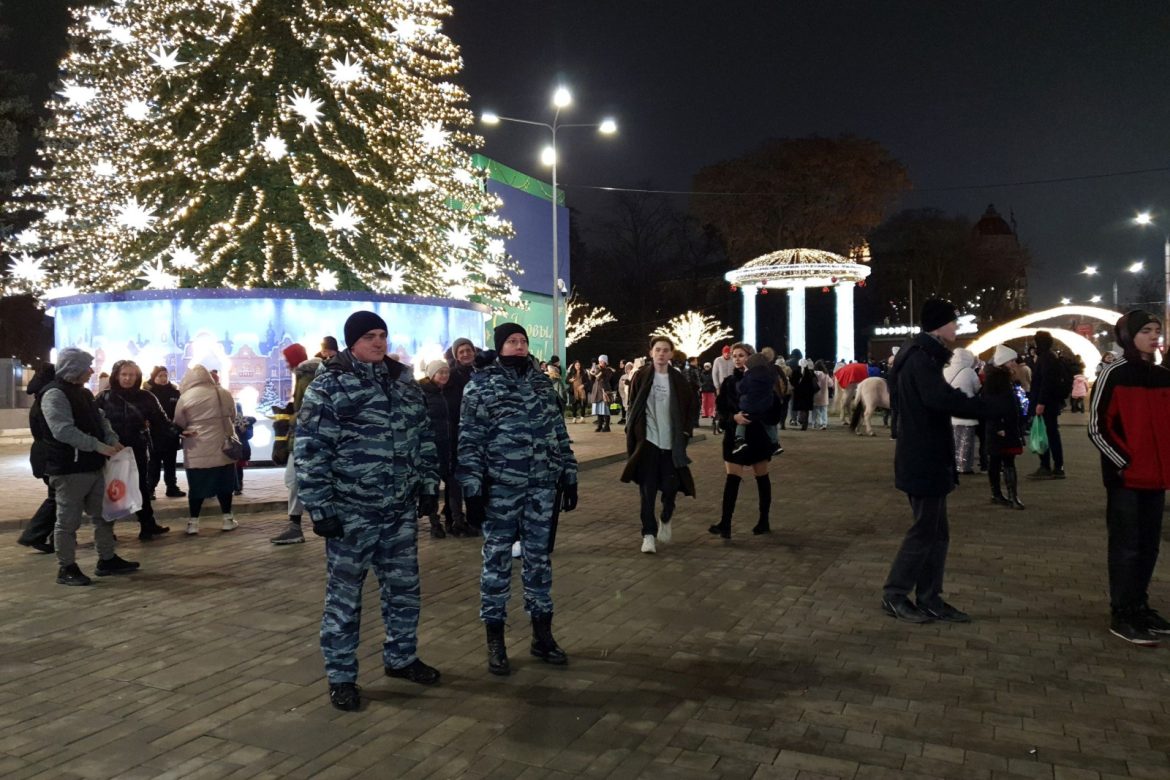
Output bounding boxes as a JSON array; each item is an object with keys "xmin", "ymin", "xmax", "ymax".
[
  {"xmin": 733, "ymin": 353, "xmax": 779, "ymax": 454},
  {"xmin": 983, "ymin": 345, "xmax": 1026, "ymax": 510},
  {"xmin": 1070, "ymin": 372, "xmax": 1089, "ymax": 412},
  {"xmin": 1088, "ymin": 310, "xmax": 1170, "ymax": 646}
]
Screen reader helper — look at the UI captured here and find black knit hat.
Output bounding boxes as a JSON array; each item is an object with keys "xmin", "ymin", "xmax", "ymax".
[
  {"xmin": 343, "ymin": 310, "xmax": 388, "ymax": 348},
  {"xmin": 920, "ymin": 299, "xmax": 959, "ymax": 332},
  {"xmin": 1115, "ymin": 309, "xmax": 1161, "ymax": 361},
  {"xmin": 1033, "ymin": 330, "xmax": 1054, "ymax": 352},
  {"xmin": 493, "ymin": 322, "xmax": 528, "ymax": 353}
]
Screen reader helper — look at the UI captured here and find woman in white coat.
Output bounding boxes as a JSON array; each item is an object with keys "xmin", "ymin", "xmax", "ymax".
[
  {"xmin": 943, "ymin": 348, "xmax": 982, "ymax": 474},
  {"xmin": 173, "ymin": 365, "xmax": 239, "ymax": 535}
]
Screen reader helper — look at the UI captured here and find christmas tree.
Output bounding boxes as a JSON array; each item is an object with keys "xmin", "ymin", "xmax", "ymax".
[{"xmin": 4, "ymin": 0, "xmax": 516, "ymax": 303}]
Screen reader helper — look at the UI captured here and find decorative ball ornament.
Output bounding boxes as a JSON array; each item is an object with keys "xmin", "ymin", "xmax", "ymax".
[
  {"xmin": 859, "ymin": 280, "xmax": 867, "ymax": 288},
  {"xmin": 830, "ymin": 276, "xmax": 838, "ymax": 283}
]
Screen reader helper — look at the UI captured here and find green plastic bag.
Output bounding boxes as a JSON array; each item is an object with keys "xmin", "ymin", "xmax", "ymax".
[{"xmin": 1028, "ymin": 415, "xmax": 1049, "ymax": 455}]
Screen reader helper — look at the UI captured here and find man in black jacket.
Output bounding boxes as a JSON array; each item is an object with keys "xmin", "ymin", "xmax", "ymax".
[
  {"xmin": 882, "ymin": 300, "xmax": 1001, "ymax": 624},
  {"xmin": 1028, "ymin": 330, "xmax": 1066, "ymax": 479},
  {"xmin": 18, "ymin": 364, "xmax": 58, "ymax": 553}
]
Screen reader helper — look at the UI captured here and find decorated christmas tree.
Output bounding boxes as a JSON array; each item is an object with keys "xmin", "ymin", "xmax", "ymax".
[{"xmin": 4, "ymin": 0, "xmax": 516, "ymax": 303}]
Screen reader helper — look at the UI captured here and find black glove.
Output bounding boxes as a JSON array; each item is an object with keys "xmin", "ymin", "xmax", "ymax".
[
  {"xmin": 311, "ymin": 514, "xmax": 344, "ymax": 539},
  {"xmin": 561, "ymin": 482, "xmax": 578, "ymax": 512},
  {"xmin": 418, "ymin": 493, "xmax": 439, "ymax": 516}
]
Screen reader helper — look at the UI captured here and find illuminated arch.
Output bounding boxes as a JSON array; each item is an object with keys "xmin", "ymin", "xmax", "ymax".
[{"xmin": 966, "ymin": 305, "xmax": 1124, "ymax": 382}]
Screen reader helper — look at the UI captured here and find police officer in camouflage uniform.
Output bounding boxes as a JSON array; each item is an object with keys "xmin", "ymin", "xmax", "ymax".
[
  {"xmin": 295, "ymin": 311, "xmax": 442, "ymax": 711},
  {"xmin": 458, "ymin": 323, "xmax": 579, "ymax": 676}
]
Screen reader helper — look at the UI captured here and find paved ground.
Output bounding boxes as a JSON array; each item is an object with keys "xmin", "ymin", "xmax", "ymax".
[{"xmin": 2, "ymin": 414, "xmax": 1169, "ymax": 779}]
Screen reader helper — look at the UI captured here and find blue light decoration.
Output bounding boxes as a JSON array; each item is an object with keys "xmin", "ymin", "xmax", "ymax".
[{"xmin": 50, "ymin": 289, "xmax": 489, "ymax": 460}]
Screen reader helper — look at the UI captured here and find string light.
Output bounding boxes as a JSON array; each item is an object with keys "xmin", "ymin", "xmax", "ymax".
[{"xmin": 564, "ymin": 289, "xmax": 617, "ymax": 347}]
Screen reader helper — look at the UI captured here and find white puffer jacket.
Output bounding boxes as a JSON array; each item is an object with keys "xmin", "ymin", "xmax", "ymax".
[{"xmin": 943, "ymin": 348, "xmax": 981, "ymax": 427}]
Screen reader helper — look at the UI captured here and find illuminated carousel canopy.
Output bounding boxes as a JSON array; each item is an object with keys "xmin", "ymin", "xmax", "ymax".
[{"xmin": 724, "ymin": 248, "xmax": 871, "ymax": 289}]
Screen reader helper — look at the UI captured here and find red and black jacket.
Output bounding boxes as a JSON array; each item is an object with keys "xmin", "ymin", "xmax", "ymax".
[{"xmin": 1088, "ymin": 357, "xmax": 1170, "ymax": 490}]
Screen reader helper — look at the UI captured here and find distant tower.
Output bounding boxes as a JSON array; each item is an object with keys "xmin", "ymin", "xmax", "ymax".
[{"xmin": 972, "ymin": 204, "xmax": 1029, "ymax": 316}]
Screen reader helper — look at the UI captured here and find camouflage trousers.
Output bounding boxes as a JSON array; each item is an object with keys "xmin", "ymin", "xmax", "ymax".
[
  {"xmin": 480, "ymin": 485, "xmax": 556, "ymax": 622},
  {"xmin": 321, "ymin": 509, "xmax": 420, "ymax": 684}
]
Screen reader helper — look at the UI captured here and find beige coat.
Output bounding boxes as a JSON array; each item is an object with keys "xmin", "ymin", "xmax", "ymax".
[{"xmin": 173, "ymin": 365, "xmax": 235, "ymax": 470}]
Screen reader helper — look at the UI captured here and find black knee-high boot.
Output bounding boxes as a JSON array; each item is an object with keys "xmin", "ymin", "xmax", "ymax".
[
  {"xmin": 752, "ymin": 474, "xmax": 771, "ymax": 534},
  {"xmin": 709, "ymin": 474, "xmax": 740, "ymax": 539},
  {"xmin": 1003, "ymin": 462, "xmax": 1025, "ymax": 510},
  {"xmin": 594, "ymin": 415, "xmax": 603, "ymax": 432},
  {"xmin": 989, "ymin": 468, "xmax": 1009, "ymax": 505}
]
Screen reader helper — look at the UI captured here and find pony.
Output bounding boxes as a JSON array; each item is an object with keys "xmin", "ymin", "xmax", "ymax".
[{"xmin": 849, "ymin": 376, "xmax": 892, "ymax": 437}]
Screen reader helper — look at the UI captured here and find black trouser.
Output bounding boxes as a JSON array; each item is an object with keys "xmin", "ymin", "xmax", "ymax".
[
  {"xmin": 637, "ymin": 444, "xmax": 677, "ymax": 537},
  {"xmin": 149, "ymin": 440, "xmax": 179, "ymax": 490},
  {"xmin": 19, "ymin": 479, "xmax": 56, "ymax": 545},
  {"xmin": 884, "ymin": 494, "xmax": 949, "ymax": 607},
  {"xmin": 132, "ymin": 445, "xmax": 156, "ymax": 529},
  {"xmin": 1037, "ymin": 406, "xmax": 1064, "ymax": 471},
  {"xmin": 1106, "ymin": 487, "xmax": 1165, "ymax": 613}
]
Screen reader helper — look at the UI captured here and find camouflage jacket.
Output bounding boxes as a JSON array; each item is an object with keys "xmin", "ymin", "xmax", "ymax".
[
  {"xmin": 294, "ymin": 351, "xmax": 439, "ymax": 519},
  {"xmin": 457, "ymin": 359, "xmax": 578, "ymax": 494}
]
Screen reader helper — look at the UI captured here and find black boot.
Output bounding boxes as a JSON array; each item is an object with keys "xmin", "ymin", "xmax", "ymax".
[
  {"xmin": 429, "ymin": 515, "xmax": 446, "ymax": 538},
  {"xmin": 989, "ymin": 469, "xmax": 1010, "ymax": 506},
  {"xmin": 594, "ymin": 415, "xmax": 603, "ymax": 432},
  {"xmin": 709, "ymin": 474, "xmax": 739, "ymax": 539},
  {"xmin": 752, "ymin": 474, "xmax": 772, "ymax": 534},
  {"xmin": 601, "ymin": 416, "xmax": 611, "ymax": 433},
  {"xmin": 530, "ymin": 613, "xmax": 568, "ymax": 665},
  {"xmin": 485, "ymin": 620, "xmax": 510, "ymax": 675},
  {"xmin": 1003, "ymin": 464, "xmax": 1025, "ymax": 510}
]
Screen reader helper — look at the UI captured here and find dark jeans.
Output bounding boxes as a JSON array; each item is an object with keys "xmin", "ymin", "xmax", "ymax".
[
  {"xmin": 132, "ymin": 446, "xmax": 155, "ymax": 529},
  {"xmin": 1037, "ymin": 407, "xmax": 1064, "ymax": 471},
  {"xmin": 1106, "ymin": 487, "xmax": 1165, "ymax": 613},
  {"xmin": 149, "ymin": 442, "xmax": 179, "ymax": 490},
  {"xmin": 19, "ymin": 479, "xmax": 56, "ymax": 545},
  {"xmin": 189, "ymin": 493, "xmax": 233, "ymax": 518},
  {"xmin": 884, "ymin": 494, "xmax": 949, "ymax": 607},
  {"xmin": 637, "ymin": 444, "xmax": 677, "ymax": 537}
]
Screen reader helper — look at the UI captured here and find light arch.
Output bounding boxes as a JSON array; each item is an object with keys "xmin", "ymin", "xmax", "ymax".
[{"xmin": 965, "ymin": 304, "xmax": 1124, "ymax": 382}]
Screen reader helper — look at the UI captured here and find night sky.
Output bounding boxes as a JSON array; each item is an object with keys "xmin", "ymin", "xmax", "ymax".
[{"xmin": 7, "ymin": 0, "xmax": 1170, "ymax": 309}]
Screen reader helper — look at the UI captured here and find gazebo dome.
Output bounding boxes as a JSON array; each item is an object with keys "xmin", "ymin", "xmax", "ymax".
[{"xmin": 724, "ymin": 248, "xmax": 871, "ymax": 289}]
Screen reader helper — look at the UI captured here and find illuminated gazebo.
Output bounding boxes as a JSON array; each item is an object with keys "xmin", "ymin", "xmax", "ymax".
[{"xmin": 724, "ymin": 248, "xmax": 871, "ymax": 361}]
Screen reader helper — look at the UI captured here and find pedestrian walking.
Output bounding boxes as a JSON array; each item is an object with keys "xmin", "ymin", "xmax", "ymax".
[
  {"xmin": 173, "ymin": 365, "xmax": 240, "ymax": 535},
  {"xmin": 566, "ymin": 359, "xmax": 588, "ymax": 423},
  {"xmin": 295, "ymin": 310, "xmax": 442, "ymax": 710},
  {"xmin": 983, "ymin": 345, "xmax": 1026, "ymax": 510},
  {"xmin": 791, "ymin": 359, "xmax": 816, "ymax": 431},
  {"xmin": 881, "ymin": 300, "xmax": 1003, "ymax": 625},
  {"xmin": 943, "ymin": 348, "xmax": 981, "ymax": 474},
  {"xmin": 700, "ymin": 362, "xmax": 717, "ymax": 421},
  {"xmin": 270, "ymin": 344, "xmax": 321, "ymax": 545},
  {"xmin": 1070, "ymin": 371, "xmax": 1088, "ymax": 413},
  {"xmin": 1087, "ymin": 310, "xmax": 1170, "ymax": 645},
  {"xmin": 29, "ymin": 348, "xmax": 139, "ymax": 585},
  {"xmin": 711, "ymin": 343, "xmax": 783, "ymax": 537},
  {"xmin": 620, "ymin": 336, "xmax": 696, "ymax": 554},
  {"xmin": 18, "ymin": 363, "xmax": 58, "ymax": 554},
  {"xmin": 144, "ymin": 366, "xmax": 185, "ymax": 498},
  {"xmin": 1029, "ymin": 330, "xmax": 1067, "ymax": 479},
  {"xmin": 457, "ymin": 323, "xmax": 578, "ymax": 676},
  {"xmin": 710, "ymin": 346, "xmax": 735, "ymax": 401}
]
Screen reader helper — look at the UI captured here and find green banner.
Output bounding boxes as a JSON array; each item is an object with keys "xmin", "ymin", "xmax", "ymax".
[{"xmin": 473, "ymin": 154, "xmax": 564, "ymax": 206}]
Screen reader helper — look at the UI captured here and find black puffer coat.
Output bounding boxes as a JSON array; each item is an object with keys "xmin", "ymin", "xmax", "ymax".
[{"xmin": 421, "ymin": 379, "xmax": 451, "ymax": 477}]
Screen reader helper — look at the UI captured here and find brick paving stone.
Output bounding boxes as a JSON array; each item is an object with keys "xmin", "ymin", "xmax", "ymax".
[{"xmin": 2, "ymin": 421, "xmax": 1170, "ymax": 777}]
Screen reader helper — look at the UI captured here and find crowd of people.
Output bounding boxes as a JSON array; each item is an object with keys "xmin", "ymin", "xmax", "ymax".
[{"xmin": 18, "ymin": 299, "xmax": 1170, "ymax": 711}]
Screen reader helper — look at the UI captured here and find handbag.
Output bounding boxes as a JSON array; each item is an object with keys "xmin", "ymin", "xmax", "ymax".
[{"xmin": 219, "ymin": 394, "xmax": 245, "ymax": 461}]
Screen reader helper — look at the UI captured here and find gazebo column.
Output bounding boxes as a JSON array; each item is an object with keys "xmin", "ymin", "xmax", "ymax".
[
  {"xmin": 741, "ymin": 285, "xmax": 758, "ymax": 346},
  {"xmin": 835, "ymin": 282, "xmax": 856, "ymax": 362},
  {"xmin": 787, "ymin": 287, "xmax": 806, "ymax": 355}
]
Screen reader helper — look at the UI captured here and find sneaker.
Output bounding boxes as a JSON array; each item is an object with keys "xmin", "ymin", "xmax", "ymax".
[
  {"xmin": 772, "ymin": 444, "xmax": 784, "ymax": 455},
  {"xmin": 385, "ymin": 658, "xmax": 441, "ymax": 685},
  {"xmin": 1027, "ymin": 466, "xmax": 1053, "ymax": 480},
  {"xmin": 95, "ymin": 554, "xmax": 140, "ymax": 577},
  {"xmin": 1051, "ymin": 469, "xmax": 1066, "ymax": 479},
  {"xmin": 657, "ymin": 520, "xmax": 672, "ymax": 544},
  {"xmin": 641, "ymin": 534, "xmax": 656, "ymax": 553},
  {"xmin": 511, "ymin": 540, "xmax": 522, "ymax": 558},
  {"xmin": 1110, "ymin": 615, "xmax": 1160, "ymax": 646},
  {"xmin": 917, "ymin": 600, "xmax": 971, "ymax": 623},
  {"xmin": 165, "ymin": 486, "xmax": 186, "ymax": 498},
  {"xmin": 271, "ymin": 523, "xmax": 305, "ymax": 545},
  {"xmin": 1139, "ymin": 606, "xmax": 1170, "ymax": 635},
  {"xmin": 186, "ymin": 520, "xmax": 199, "ymax": 535},
  {"xmin": 56, "ymin": 563, "xmax": 92, "ymax": 586},
  {"xmin": 328, "ymin": 682, "xmax": 361, "ymax": 711},
  {"xmin": 221, "ymin": 516, "xmax": 238, "ymax": 532},
  {"xmin": 731, "ymin": 438, "xmax": 748, "ymax": 455},
  {"xmin": 881, "ymin": 595, "xmax": 934, "ymax": 624}
]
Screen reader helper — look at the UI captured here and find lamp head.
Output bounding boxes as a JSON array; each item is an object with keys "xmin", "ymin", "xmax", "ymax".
[
  {"xmin": 1135, "ymin": 211, "xmax": 1154, "ymax": 226},
  {"xmin": 1129, "ymin": 260, "xmax": 1145, "ymax": 273},
  {"xmin": 598, "ymin": 118, "xmax": 617, "ymax": 135},
  {"xmin": 540, "ymin": 146, "xmax": 557, "ymax": 166},
  {"xmin": 481, "ymin": 111, "xmax": 499, "ymax": 125},
  {"xmin": 552, "ymin": 87, "xmax": 571, "ymax": 108}
]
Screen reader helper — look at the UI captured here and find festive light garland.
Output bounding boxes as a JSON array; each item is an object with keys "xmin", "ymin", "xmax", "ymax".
[
  {"xmin": 564, "ymin": 289, "xmax": 616, "ymax": 347},
  {"xmin": 651, "ymin": 311, "xmax": 734, "ymax": 357},
  {"xmin": 3, "ymin": 0, "xmax": 516, "ymax": 307}
]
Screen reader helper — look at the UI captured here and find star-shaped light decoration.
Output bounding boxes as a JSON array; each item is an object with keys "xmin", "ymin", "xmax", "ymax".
[
  {"xmin": 486, "ymin": 238, "xmax": 506, "ymax": 257},
  {"xmin": 420, "ymin": 121, "xmax": 449, "ymax": 150},
  {"xmin": 7, "ymin": 254, "xmax": 46, "ymax": 285},
  {"xmin": 452, "ymin": 167, "xmax": 476, "ymax": 187},
  {"xmin": 379, "ymin": 262, "xmax": 406, "ymax": 293},
  {"xmin": 170, "ymin": 247, "xmax": 198, "ymax": 269},
  {"xmin": 480, "ymin": 260, "xmax": 499, "ymax": 280},
  {"xmin": 138, "ymin": 259, "xmax": 178, "ymax": 289},
  {"xmin": 149, "ymin": 45, "xmax": 184, "ymax": 71},
  {"xmin": 410, "ymin": 177, "xmax": 435, "ymax": 193},
  {"xmin": 440, "ymin": 259, "xmax": 469, "ymax": 286},
  {"xmin": 58, "ymin": 81, "xmax": 98, "ymax": 107},
  {"xmin": 326, "ymin": 54, "xmax": 364, "ymax": 88},
  {"xmin": 86, "ymin": 12, "xmax": 111, "ymax": 31},
  {"xmin": 106, "ymin": 25, "xmax": 133, "ymax": 44},
  {"xmin": 123, "ymin": 99, "xmax": 150, "ymax": 121},
  {"xmin": 92, "ymin": 160, "xmax": 116, "ymax": 178},
  {"xmin": 43, "ymin": 283, "xmax": 80, "ymax": 301},
  {"xmin": 261, "ymin": 134, "xmax": 288, "ymax": 161},
  {"xmin": 445, "ymin": 225, "xmax": 472, "ymax": 251},
  {"xmin": 483, "ymin": 215, "xmax": 503, "ymax": 230},
  {"xmin": 14, "ymin": 230, "xmax": 39, "ymax": 246},
  {"xmin": 315, "ymin": 268, "xmax": 339, "ymax": 291},
  {"xmin": 326, "ymin": 203, "xmax": 363, "ymax": 233},
  {"xmin": 391, "ymin": 18, "xmax": 422, "ymax": 40},
  {"xmin": 44, "ymin": 208, "xmax": 68, "ymax": 224},
  {"xmin": 116, "ymin": 198, "xmax": 158, "ymax": 231},
  {"xmin": 289, "ymin": 89, "xmax": 325, "ymax": 128},
  {"xmin": 506, "ymin": 284, "xmax": 523, "ymax": 305}
]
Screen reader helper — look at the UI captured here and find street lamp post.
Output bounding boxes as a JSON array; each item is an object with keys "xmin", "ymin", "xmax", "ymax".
[
  {"xmin": 1081, "ymin": 262, "xmax": 1144, "ymax": 309},
  {"xmin": 1134, "ymin": 212, "xmax": 1170, "ymax": 342},
  {"xmin": 482, "ymin": 91, "xmax": 616, "ymax": 361}
]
